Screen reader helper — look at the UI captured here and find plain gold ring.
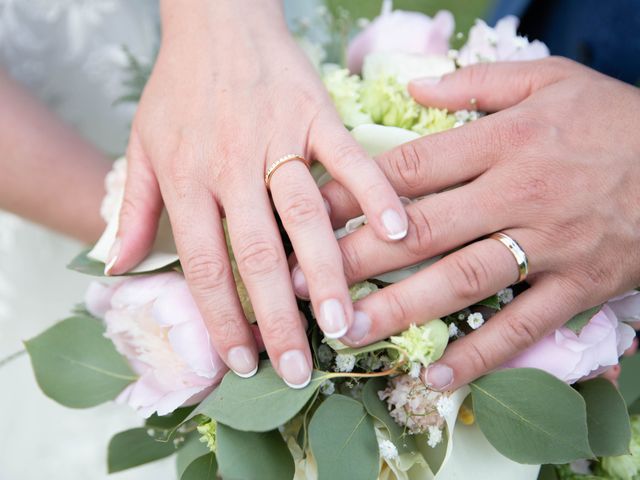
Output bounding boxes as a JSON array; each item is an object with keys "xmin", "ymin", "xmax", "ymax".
[
  {"xmin": 264, "ymin": 154, "xmax": 309, "ymax": 189},
  {"xmin": 490, "ymin": 232, "xmax": 529, "ymax": 284}
]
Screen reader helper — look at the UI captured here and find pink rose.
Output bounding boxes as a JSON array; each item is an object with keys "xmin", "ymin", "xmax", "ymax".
[
  {"xmin": 347, "ymin": 5, "xmax": 454, "ymax": 74},
  {"xmin": 504, "ymin": 305, "xmax": 635, "ymax": 384},
  {"xmin": 457, "ymin": 16, "xmax": 549, "ymax": 67},
  {"xmin": 85, "ymin": 272, "xmax": 227, "ymax": 417},
  {"xmin": 608, "ymin": 290, "xmax": 640, "ymax": 322}
]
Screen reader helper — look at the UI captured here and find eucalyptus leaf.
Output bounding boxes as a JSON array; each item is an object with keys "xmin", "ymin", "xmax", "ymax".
[
  {"xmin": 147, "ymin": 406, "xmax": 195, "ymax": 431},
  {"xmin": 108, "ymin": 428, "xmax": 177, "ymax": 473},
  {"xmin": 192, "ymin": 361, "xmax": 329, "ymax": 432},
  {"xmin": 619, "ymin": 353, "xmax": 640, "ymax": 407},
  {"xmin": 181, "ymin": 453, "xmax": 217, "ymax": 480},
  {"xmin": 470, "ymin": 368, "xmax": 593, "ymax": 464},
  {"xmin": 176, "ymin": 434, "xmax": 209, "ymax": 478},
  {"xmin": 362, "ymin": 378, "xmax": 416, "ymax": 454},
  {"xmin": 537, "ymin": 464, "xmax": 559, "ymax": 480},
  {"xmin": 578, "ymin": 378, "xmax": 631, "ymax": 456},
  {"xmin": 25, "ymin": 316, "xmax": 135, "ymax": 408},
  {"xmin": 309, "ymin": 395, "xmax": 379, "ymax": 480},
  {"xmin": 68, "ymin": 249, "xmax": 179, "ymax": 277},
  {"xmin": 476, "ymin": 295, "xmax": 501, "ymax": 310},
  {"xmin": 564, "ymin": 306, "xmax": 601, "ymax": 334},
  {"xmin": 217, "ymin": 424, "xmax": 294, "ymax": 480}
]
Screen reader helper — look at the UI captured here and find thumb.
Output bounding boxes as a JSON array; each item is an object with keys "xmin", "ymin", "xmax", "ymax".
[
  {"xmin": 408, "ymin": 57, "xmax": 577, "ymax": 112},
  {"xmin": 105, "ymin": 131, "xmax": 163, "ymax": 275}
]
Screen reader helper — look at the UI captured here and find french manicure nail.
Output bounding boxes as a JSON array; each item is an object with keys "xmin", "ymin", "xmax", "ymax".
[
  {"xmin": 344, "ymin": 310, "xmax": 371, "ymax": 344},
  {"xmin": 319, "ymin": 299, "xmax": 348, "ymax": 339},
  {"xmin": 227, "ymin": 346, "xmax": 258, "ymax": 378},
  {"xmin": 381, "ymin": 209, "xmax": 408, "ymax": 240},
  {"xmin": 291, "ymin": 266, "xmax": 309, "ymax": 299},
  {"xmin": 104, "ymin": 238, "xmax": 121, "ymax": 275},
  {"xmin": 411, "ymin": 76, "xmax": 441, "ymax": 87},
  {"xmin": 423, "ymin": 363, "xmax": 454, "ymax": 391},
  {"xmin": 279, "ymin": 349, "xmax": 311, "ymax": 389}
]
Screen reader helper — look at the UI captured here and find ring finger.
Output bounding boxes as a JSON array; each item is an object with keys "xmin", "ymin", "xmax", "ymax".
[
  {"xmin": 269, "ymin": 158, "xmax": 353, "ymax": 338},
  {"xmin": 341, "ymin": 230, "xmax": 537, "ymax": 345}
]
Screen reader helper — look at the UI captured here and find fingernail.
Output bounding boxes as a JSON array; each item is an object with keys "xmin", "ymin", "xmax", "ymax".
[
  {"xmin": 104, "ymin": 238, "xmax": 121, "ymax": 275},
  {"xmin": 279, "ymin": 349, "xmax": 311, "ymax": 389},
  {"xmin": 227, "ymin": 346, "xmax": 258, "ymax": 378},
  {"xmin": 344, "ymin": 310, "xmax": 371, "ymax": 344},
  {"xmin": 319, "ymin": 299, "xmax": 348, "ymax": 339},
  {"xmin": 411, "ymin": 76, "xmax": 441, "ymax": 87},
  {"xmin": 423, "ymin": 363, "xmax": 454, "ymax": 391},
  {"xmin": 291, "ymin": 266, "xmax": 309, "ymax": 299},
  {"xmin": 381, "ymin": 209, "xmax": 408, "ymax": 240}
]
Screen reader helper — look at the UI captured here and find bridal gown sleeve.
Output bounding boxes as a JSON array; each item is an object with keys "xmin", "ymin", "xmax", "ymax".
[{"xmin": 0, "ymin": 1, "xmax": 318, "ymax": 479}]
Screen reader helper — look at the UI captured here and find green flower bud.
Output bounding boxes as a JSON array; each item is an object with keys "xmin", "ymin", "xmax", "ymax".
[
  {"xmin": 322, "ymin": 66, "xmax": 372, "ymax": 128},
  {"xmin": 197, "ymin": 419, "xmax": 217, "ymax": 453},
  {"xmin": 390, "ymin": 320, "xmax": 449, "ymax": 367}
]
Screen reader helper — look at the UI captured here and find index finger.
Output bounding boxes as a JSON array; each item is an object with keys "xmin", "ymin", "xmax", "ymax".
[{"xmin": 322, "ymin": 115, "xmax": 501, "ymax": 227}]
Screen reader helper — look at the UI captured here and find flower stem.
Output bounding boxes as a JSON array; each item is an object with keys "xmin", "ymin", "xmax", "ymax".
[{"xmin": 0, "ymin": 349, "xmax": 26, "ymax": 369}]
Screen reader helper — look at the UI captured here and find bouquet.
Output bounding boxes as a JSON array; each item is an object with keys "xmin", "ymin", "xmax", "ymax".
[{"xmin": 22, "ymin": 3, "xmax": 640, "ymax": 480}]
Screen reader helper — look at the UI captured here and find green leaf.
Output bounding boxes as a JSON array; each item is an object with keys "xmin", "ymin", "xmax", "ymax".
[
  {"xmin": 362, "ymin": 378, "xmax": 416, "ymax": 454},
  {"xmin": 108, "ymin": 428, "xmax": 177, "ymax": 473},
  {"xmin": 537, "ymin": 464, "xmax": 559, "ymax": 480},
  {"xmin": 217, "ymin": 424, "xmax": 294, "ymax": 480},
  {"xmin": 147, "ymin": 407, "xmax": 195, "ymax": 434},
  {"xmin": 67, "ymin": 248, "xmax": 179, "ymax": 277},
  {"xmin": 176, "ymin": 434, "xmax": 210, "ymax": 478},
  {"xmin": 192, "ymin": 360, "xmax": 328, "ymax": 432},
  {"xmin": 309, "ymin": 395, "xmax": 379, "ymax": 480},
  {"xmin": 470, "ymin": 368, "xmax": 593, "ymax": 464},
  {"xmin": 25, "ymin": 316, "xmax": 135, "ymax": 408},
  {"xmin": 476, "ymin": 295, "xmax": 501, "ymax": 310},
  {"xmin": 336, "ymin": 340, "xmax": 396, "ymax": 356},
  {"xmin": 564, "ymin": 306, "xmax": 601, "ymax": 334},
  {"xmin": 578, "ymin": 378, "xmax": 631, "ymax": 456},
  {"xmin": 619, "ymin": 353, "xmax": 640, "ymax": 407},
  {"xmin": 181, "ymin": 453, "xmax": 217, "ymax": 480}
]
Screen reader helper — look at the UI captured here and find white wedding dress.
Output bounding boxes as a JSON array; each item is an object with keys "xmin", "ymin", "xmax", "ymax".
[{"xmin": 0, "ymin": 1, "xmax": 315, "ymax": 479}]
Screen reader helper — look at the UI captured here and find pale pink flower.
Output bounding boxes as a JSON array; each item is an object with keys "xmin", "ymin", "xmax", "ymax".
[
  {"xmin": 608, "ymin": 290, "xmax": 640, "ymax": 322},
  {"xmin": 504, "ymin": 305, "xmax": 635, "ymax": 384},
  {"xmin": 85, "ymin": 272, "xmax": 227, "ymax": 417},
  {"xmin": 347, "ymin": 2, "xmax": 454, "ymax": 73},
  {"xmin": 457, "ymin": 16, "xmax": 549, "ymax": 67}
]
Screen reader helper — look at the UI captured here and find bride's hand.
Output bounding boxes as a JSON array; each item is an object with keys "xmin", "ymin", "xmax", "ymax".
[
  {"xmin": 106, "ymin": 1, "xmax": 407, "ymax": 388},
  {"xmin": 314, "ymin": 57, "xmax": 640, "ymax": 390}
]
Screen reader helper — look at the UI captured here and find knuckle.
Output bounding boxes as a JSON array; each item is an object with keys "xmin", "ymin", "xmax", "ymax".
[
  {"xmin": 385, "ymin": 288, "xmax": 413, "ymax": 325},
  {"xmin": 501, "ymin": 116, "xmax": 546, "ymax": 149},
  {"xmin": 184, "ymin": 251, "xmax": 230, "ymax": 291},
  {"xmin": 341, "ymin": 239, "xmax": 365, "ymax": 282},
  {"xmin": 236, "ymin": 238, "xmax": 283, "ymax": 277},
  {"xmin": 280, "ymin": 190, "xmax": 323, "ymax": 227},
  {"xmin": 260, "ymin": 309, "xmax": 302, "ymax": 348},
  {"xmin": 329, "ymin": 142, "xmax": 366, "ymax": 170},
  {"xmin": 389, "ymin": 142, "xmax": 425, "ymax": 193},
  {"xmin": 501, "ymin": 312, "xmax": 540, "ymax": 352},
  {"xmin": 207, "ymin": 311, "xmax": 247, "ymax": 346},
  {"xmin": 448, "ymin": 252, "xmax": 491, "ymax": 300},
  {"xmin": 466, "ymin": 340, "xmax": 494, "ymax": 374},
  {"xmin": 402, "ymin": 206, "xmax": 434, "ymax": 259},
  {"xmin": 306, "ymin": 261, "xmax": 337, "ymax": 287}
]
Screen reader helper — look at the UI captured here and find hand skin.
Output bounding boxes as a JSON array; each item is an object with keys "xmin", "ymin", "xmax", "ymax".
[
  {"xmin": 298, "ymin": 57, "xmax": 640, "ymax": 391},
  {"xmin": 108, "ymin": 1, "xmax": 407, "ymax": 388},
  {"xmin": 0, "ymin": 69, "xmax": 110, "ymax": 243}
]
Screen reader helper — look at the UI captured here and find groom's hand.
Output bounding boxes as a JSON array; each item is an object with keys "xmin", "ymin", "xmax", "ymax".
[{"xmin": 310, "ymin": 57, "xmax": 640, "ymax": 390}]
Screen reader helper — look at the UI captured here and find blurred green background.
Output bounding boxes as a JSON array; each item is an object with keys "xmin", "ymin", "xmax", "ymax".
[{"xmin": 325, "ymin": 0, "xmax": 493, "ymax": 34}]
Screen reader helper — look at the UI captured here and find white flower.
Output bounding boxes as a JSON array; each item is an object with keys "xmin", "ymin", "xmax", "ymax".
[
  {"xmin": 379, "ymin": 439, "xmax": 399, "ymax": 461},
  {"xmin": 448, "ymin": 323, "xmax": 459, "ymax": 338},
  {"xmin": 467, "ymin": 312, "xmax": 485, "ymax": 329},
  {"xmin": 322, "ymin": 65, "xmax": 372, "ymax": 128},
  {"xmin": 427, "ymin": 425, "xmax": 443, "ymax": 448},
  {"xmin": 436, "ymin": 395, "xmax": 455, "ymax": 418},
  {"xmin": 335, "ymin": 353, "xmax": 357, "ymax": 373},
  {"xmin": 408, "ymin": 361, "xmax": 422, "ymax": 378},
  {"xmin": 100, "ymin": 156, "xmax": 126, "ymax": 222},
  {"xmin": 498, "ymin": 288, "xmax": 514, "ymax": 304},
  {"xmin": 320, "ymin": 380, "xmax": 335, "ymax": 396}
]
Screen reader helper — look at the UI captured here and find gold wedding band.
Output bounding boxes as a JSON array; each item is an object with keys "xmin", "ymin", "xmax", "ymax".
[
  {"xmin": 264, "ymin": 154, "xmax": 309, "ymax": 189},
  {"xmin": 490, "ymin": 232, "xmax": 529, "ymax": 284}
]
